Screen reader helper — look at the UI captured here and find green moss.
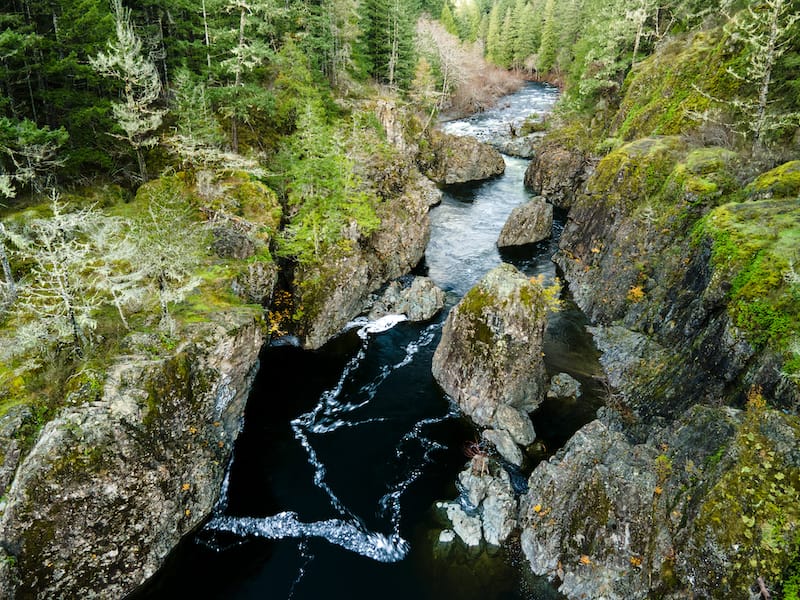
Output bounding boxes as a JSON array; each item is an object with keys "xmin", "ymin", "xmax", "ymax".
[
  {"xmin": 745, "ymin": 161, "xmax": 800, "ymax": 200},
  {"xmin": 695, "ymin": 394, "xmax": 800, "ymax": 595},
  {"xmin": 612, "ymin": 30, "xmax": 739, "ymax": 141},
  {"xmin": 588, "ymin": 136, "xmax": 686, "ymax": 212},
  {"xmin": 458, "ymin": 286, "xmax": 497, "ymax": 348},
  {"xmin": 694, "ymin": 199, "xmax": 800, "ymax": 359}
]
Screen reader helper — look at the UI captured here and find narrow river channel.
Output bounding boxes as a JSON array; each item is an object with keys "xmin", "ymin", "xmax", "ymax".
[{"xmin": 134, "ymin": 82, "xmax": 603, "ymax": 600}]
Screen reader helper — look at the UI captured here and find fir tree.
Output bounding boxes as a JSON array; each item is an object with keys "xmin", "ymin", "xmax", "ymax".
[{"xmin": 90, "ymin": 0, "xmax": 165, "ymax": 182}]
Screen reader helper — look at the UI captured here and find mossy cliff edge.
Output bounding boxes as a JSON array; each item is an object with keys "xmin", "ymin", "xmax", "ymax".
[{"xmin": 521, "ymin": 19, "xmax": 800, "ymax": 600}]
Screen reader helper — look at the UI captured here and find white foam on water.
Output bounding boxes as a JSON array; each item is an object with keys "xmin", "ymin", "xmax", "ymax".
[
  {"xmin": 205, "ymin": 316, "xmax": 450, "ymax": 567},
  {"xmin": 205, "ymin": 512, "xmax": 409, "ymax": 563}
]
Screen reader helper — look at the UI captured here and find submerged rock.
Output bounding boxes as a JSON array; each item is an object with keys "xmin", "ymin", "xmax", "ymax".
[
  {"xmin": 420, "ymin": 129, "xmax": 505, "ymax": 185},
  {"xmin": 432, "ymin": 263, "xmax": 548, "ymax": 427},
  {"xmin": 444, "ymin": 503, "xmax": 483, "ymax": 548},
  {"xmin": 497, "ymin": 197, "xmax": 553, "ymax": 248}
]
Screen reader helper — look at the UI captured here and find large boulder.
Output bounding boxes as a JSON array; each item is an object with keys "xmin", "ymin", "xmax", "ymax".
[
  {"xmin": 432, "ymin": 263, "xmax": 548, "ymax": 428},
  {"xmin": 0, "ymin": 313, "xmax": 264, "ymax": 599},
  {"xmin": 497, "ymin": 197, "xmax": 553, "ymax": 248},
  {"xmin": 420, "ymin": 130, "xmax": 505, "ymax": 185},
  {"xmin": 519, "ymin": 403, "xmax": 800, "ymax": 599},
  {"xmin": 524, "ymin": 140, "xmax": 589, "ymax": 209}
]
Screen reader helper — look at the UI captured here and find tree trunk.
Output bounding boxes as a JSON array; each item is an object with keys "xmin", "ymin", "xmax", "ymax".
[
  {"xmin": 753, "ymin": 1, "xmax": 781, "ymax": 152},
  {"xmin": 0, "ymin": 242, "xmax": 17, "ymax": 306},
  {"xmin": 136, "ymin": 148, "xmax": 148, "ymax": 182},
  {"xmin": 202, "ymin": 0, "xmax": 212, "ymax": 71}
]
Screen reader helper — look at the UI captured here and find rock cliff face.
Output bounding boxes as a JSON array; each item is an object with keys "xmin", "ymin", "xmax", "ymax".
[
  {"xmin": 420, "ymin": 129, "xmax": 506, "ymax": 185},
  {"xmin": 432, "ymin": 264, "xmax": 547, "ymax": 464},
  {"xmin": 517, "ymin": 41, "xmax": 800, "ymax": 596},
  {"xmin": 0, "ymin": 313, "xmax": 264, "ymax": 599},
  {"xmin": 295, "ymin": 170, "xmax": 441, "ymax": 349},
  {"xmin": 552, "ymin": 139, "xmax": 799, "ymax": 420},
  {"xmin": 521, "ymin": 402, "xmax": 800, "ymax": 599}
]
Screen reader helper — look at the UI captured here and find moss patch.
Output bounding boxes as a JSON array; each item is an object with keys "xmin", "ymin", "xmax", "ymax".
[
  {"xmin": 746, "ymin": 161, "xmax": 800, "ymax": 200},
  {"xmin": 695, "ymin": 391, "xmax": 800, "ymax": 595},
  {"xmin": 612, "ymin": 29, "xmax": 739, "ymax": 141},
  {"xmin": 694, "ymin": 199, "xmax": 800, "ymax": 358}
]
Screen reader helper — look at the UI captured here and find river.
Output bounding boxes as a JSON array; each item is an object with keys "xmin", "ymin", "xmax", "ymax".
[{"xmin": 133, "ymin": 82, "xmax": 603, "ymax": 600}]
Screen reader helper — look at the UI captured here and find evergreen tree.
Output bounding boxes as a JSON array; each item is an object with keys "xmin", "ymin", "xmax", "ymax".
[
  {"xmin": 90, "ymin": 0, "xmax": 165, "ymax": 182},
  {"xmin": 725, "ymin": 0, "xmax": 800, "ymax": 150},
  {"xmin": 440, "ymin": 3, "xmax": 459, "ymax": 36},
  {"xmin": 214, "ymin": 0, "xmax": 274, "ymax": 153},
  {"xmin": 0, "ymin": 117, "xmax": 68, "ymax": 198},
  {"xmin": 364, "ymin": 0, "xmax": 416, "ymax": 88},
  {"xmin": 131, "ymin": 186, "xmax": 208, "ymax": 332},
  {"xmin": 537, "ymin": 0, "xmax": 559, "ymax": 73}
]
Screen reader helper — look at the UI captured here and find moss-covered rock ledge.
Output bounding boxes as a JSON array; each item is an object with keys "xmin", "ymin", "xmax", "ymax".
[{"xmin": 0, "ymin": 311, "xmax": 263, "ymax": 599}]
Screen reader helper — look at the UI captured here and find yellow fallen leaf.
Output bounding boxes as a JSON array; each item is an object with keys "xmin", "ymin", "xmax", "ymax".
[{"xmin": 533, "ymin": 504, "xmax": 542, "ymax": 513}]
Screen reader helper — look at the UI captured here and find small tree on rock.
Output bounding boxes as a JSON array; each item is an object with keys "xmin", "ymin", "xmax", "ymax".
[
  {"xmin": 15, "ymin": 193, "xmax": 106, "ymax": 357},
  {"xmin": 131, "ymin": 187, "xmax": 209, "ymax": 333}
]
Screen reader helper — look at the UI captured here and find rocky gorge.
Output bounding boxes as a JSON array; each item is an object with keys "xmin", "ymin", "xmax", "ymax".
[{"xmin": 0, "ymin": 97, "xmax": 513, "ymax": 599}]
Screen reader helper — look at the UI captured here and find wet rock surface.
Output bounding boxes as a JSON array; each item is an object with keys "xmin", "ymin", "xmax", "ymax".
[
  {"xmin": 364, "ymin": 276, "xmax": 445, "ymax": 322},
  {"xmin": 420, "ymin": 129, "xmax": 506, "ymax": 185},
  {"xmin": 497, "ymin": 196, "xmax": 553, "ymax": 248}
]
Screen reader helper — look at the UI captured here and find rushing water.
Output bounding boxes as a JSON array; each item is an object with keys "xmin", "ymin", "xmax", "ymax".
[{"xmin": 133, "ymin": 82, "xmax": 602, "ymax": 600}]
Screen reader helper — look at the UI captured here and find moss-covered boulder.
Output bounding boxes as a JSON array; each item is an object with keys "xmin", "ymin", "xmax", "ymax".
[
  {"xmin": 0, "ymin": 313, "xmax": 264, "ymax": 599},
  {"xmin": 520, "ymin": 398, "xmax": 800, "ymax": 599},
  {"xmin": 432, "ymin": 263, "xmax": 547, "ymax": 438},
  {"xmin": 745, "ymin": 161, "xmax": 800, "ymax": 200}
]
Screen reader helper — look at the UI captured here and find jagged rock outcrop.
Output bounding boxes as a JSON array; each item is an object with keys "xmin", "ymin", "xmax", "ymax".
[
  {"xmin": 364, "ymin": 276, "xmax": 445, "ymax": 322},
  {"xmin": 523, "ymin": 140, "xmax": 590, "ymax": 209},
  {"xmin": 420, "ymin": 129, "xmax": 505, "ymax": 185},
  {"xmin": 554, "ymin": 140, "xmax": 800, "ymax": 419},
  {"xmin": 432, "ymin": 264, "xmax": 547, "ymax": 461},
  {"xmin": 296, "ymin": 170, "xmax": 441, "ymax": 349},
  {"xmin": 520, "ymin": 403, "xmax": 800, "ymax": 599},
  {"xmin": 0, "ymin": 313, "xmax": 264, "ymax": 599},
  {"xmin": 438, "ymin": 456, "xmax": 518, "ymax": 548},
  {"xmin": 497, "ymin": 196, "xmax": 553, "ymax": 248}
]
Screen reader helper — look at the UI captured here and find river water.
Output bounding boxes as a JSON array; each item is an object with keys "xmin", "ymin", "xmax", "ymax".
[{"xmin": 134, "ymin": 82, "xmax": 602, "ymax": 600}]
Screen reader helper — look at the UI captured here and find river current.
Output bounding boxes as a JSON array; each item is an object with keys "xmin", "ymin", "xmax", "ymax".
[{"xmin": 135, "ymin": 82, "xmax": 602, "ymax": 600}]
